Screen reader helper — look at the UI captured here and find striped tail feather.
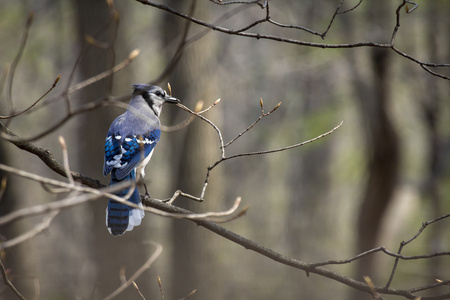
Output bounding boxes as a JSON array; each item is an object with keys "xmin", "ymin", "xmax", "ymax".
[{"xmin": 106, "ymin": 170, "xmax": 145, "ymax": 236}]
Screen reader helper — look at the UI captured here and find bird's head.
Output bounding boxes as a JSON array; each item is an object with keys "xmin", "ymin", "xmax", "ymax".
[{"xmin": 132, "ymin": 84, "xmax": 180, "ymax": 117}]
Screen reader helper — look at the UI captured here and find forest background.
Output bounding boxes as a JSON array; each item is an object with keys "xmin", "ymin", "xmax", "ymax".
[{"xmin": 0, "ymin": 0, "xmax": 449, "ymax": 299}]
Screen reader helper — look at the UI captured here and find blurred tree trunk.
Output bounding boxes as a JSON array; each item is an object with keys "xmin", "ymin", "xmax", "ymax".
[
  {"xmin": 161, "ymin": 0, "xmax": 223, "ymax": 298},
  {"xmin": 420, "ymin": 1, "xmax": 448, "ymax": 281},
  {"xmin": 355, "ymin": 46, "xmax": 399, "ymax": 278},
  {"xmin": 346, "ymin": 3, "xmax": 400, "ymax": 299},
  {"xmin": 70, "ymin": 0, "xmax": 150, "ymax": 298},
  {"xmin": 0, "ymin": 142, "xmax": 29, "ymax": 299}
]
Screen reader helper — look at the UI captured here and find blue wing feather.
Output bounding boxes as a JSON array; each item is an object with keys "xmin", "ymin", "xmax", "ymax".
[
  {"xmin": 111, "ymin": 129, "xmax": 160, "ymax": 180},
  {"xmin": 103, "ymin": 129, "xmax": 161, "ymax": 180},
  {"xmin": 103, "ymin": 133, "xmax": 122, "ymax": 176}
]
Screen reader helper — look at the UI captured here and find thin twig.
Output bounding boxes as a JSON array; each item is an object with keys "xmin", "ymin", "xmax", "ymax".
[
  {"xmin": 58, "ymin": 136, "xmax": 74, "ymax": 185},
  {"xmin": 135, "ymin": 0, "xmax": 392, "ymax": 48},
  {"xmin": 1, "ymin": 100, "xmax": 110, "ymax": 142},
  {"xmin": 136, "ymin": 0, "xmax": 449, "ymax": 80},
  {"xmin": 160, "ymin": 99, "xmax": 217, "ymax": 133},
  {"xmin": 160, "ymin": 114, "xmax": 196, "ymax": 132},
  {"xmin": 267, "ymin": 18, "xmax": 323, "ymax": 37},
  {"xmin": 364, "ymin": 276, "xmax": 384, "ymax": 300},
  {"xmin": 210, "ymin": 0, "xmax": 264, "ymax": 6},
  {"xmin": 68, "ymin": 49, "xmax": 140, "ymax": 95},
  {"xmin": 158, "ymin": 276, "xmax": 165, "ymax": 300},
  {"xmin": 200, "ymin": 120, "xmax": 343, "ymax": 199},
  {"xmin": 36, "ymin": 49, "xmax": 140, "ymax": 112},
  {"xmin": 224, "ymin": 120, "xmax": 343, "ymax": 159},
  {"xmin": 321, "ymin": 0, "xmax": 345, "ymax": 39},
  {"xmin": 0, "ymin": 259, "xmax": 26, "ymax": 300},
  {"xmin": 103, "ymin": 242, "xmax": 163, "ymax": 300},
  {"xmin": 178, "ymin": 289, "xmax": 197, "ymax": 300},
  {"xmin": 409, "ymin": 279, "xmax": 450, "ymax": 293},
  {"xmin": 390, "ymin": 0, "xmax": 407, "ymax": 45},
  {"xmin": 132, "ymin": 281, "xmax": 146, "ymax": 300},
  {"xmin": 223, "ymin": 99, "xmax": 280, "ymax": 148},
  {"xmin": 0, "ymin": 120, "xmax": 103, "ymax": 188},
  {"xmin": 0, "ymin": 210, "xmax": 59, "ymax": 250},
  {"xmin": 0, "ymin": 74, "xmax": 61, "ymax": 119},
  {"xmin": 337, "ymin": 0, "xmax": 363, "ymax": 14},
  {"xmin": 153, "ymin": 195, "xmax": 245, "ymax": 222},
  {"xmin": 420, "ymin": 64, "xmax": 450, "ymax": 80},
  {"xmin": 310, "ymin": 245, "xmax": 450, "ymax": 269},
  {"xmin": 176, "ymin": 102, "xmax": 225, "ymax": 157},
  {"xmin": 385, "ymin": 214, "xmax": 450, "ymax": 288},
  {"xmin": 5, "ymin": 12, "xmax": 34, "ymax": 118},
  {"xmin": 149, "ymin": 0, "xmax": 196, "ymax": 85}
]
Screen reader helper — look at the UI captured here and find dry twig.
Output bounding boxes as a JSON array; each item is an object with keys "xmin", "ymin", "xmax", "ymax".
[
  {"xmin": 136, "ymin": 0, "xmax": 449, "ymax": 80},
  {"xmin": 103, "ymin": 242, "xmax": 163, "ymax": 300},
  {"xmin": 0, "ymin": 259, "xmax": 26, "ymax": 300}
]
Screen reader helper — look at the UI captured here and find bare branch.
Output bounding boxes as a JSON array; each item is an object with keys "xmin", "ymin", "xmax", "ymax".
[
  {"xmin": 176, "ymin": 102, "xmax": 225, "ymax": 157},
  {"xmin": 178, "ymin": 288, "xmax": 197, "ymax": 300},
  {"xmin": 267, "ymin": 18, "xmax": 323, "ymax": 38},
  {"xmin": 149, "ymin": 0, "xmax": 197, "ymax": 85},
  {"xmin": 136, "ymin": 0, "xmax": 449, "ymax": 80},
  {"xmin": 58, "ymin": 136, "xmax": 74, "ymax": 185},
  {"xmin": 0, "ymin": 210, "xmax": 59, "ymax": 250},
  {"xmin": 223, "ymin": 99, "xmax": 281, "ymax": 148},
  {"xmin": 149, "ymin": 194, "xmax": 246, "ymax": 223},
  {"xmin": 0, "ymin": 161, "xmax": 245, "ymax": 226},
  {"xmin": 0, "ymin": 120, "xmax": 103, "ymax": 188},
  {"xmin": 337, "ymin": 0, "xmax": 363, "ymax": 14},
  {"xmin": 143, "ymin": 197, "xmax": 450, "ymax": 299},
  {"xmin": 364, "ymin": 276, "xmax": 384, "ymax": 300},
  {"xmin": 0, "ymin": 164, "xmax": 114, "ymax": 226},
  {"xmin": 0, "ymin": 259, "xmax": 26, "ymax": 300},
  {"xmin": 210, "ymin": 0, "xmax": 266, "ymax": 7},
  {"xmin": 385, "ymin": 214, "xmax": 450, "ymax": 288},
  {"xmin": 5, "ymin": 12, "xmax": 34, "ymax": 117},
  {"xmin": 175, "ymin": 97, "xmax": 342, "ymax": 200},
  {"xmin": 157, "ymin": 276, "xmax": 165, "ymax": 300},
  {"xmin": 67, "ymin": 49, "xmax": 140, "ymax": 95},
  {"xmin": 136, "ymin": 0, "xmax": 389, "ymax": 50},
  {"xmin": 1, "ymin": 116, "xmax": 449, "ymax": 299},
  {"xmin": 103, "ymin": 242, "xmax": 163, "ymax": 300},
  {"xmin": 208, "ymin": 120, "xmax": 344, "ymax": 178},
  {"xmin": 320, "ymin": 0, "xmax": 345, "ymax": 39},
  {"xmin": 0, "ymin": 74, "xmax": 61, "ymax": 119},
  {"xmin": 160, "ymin": 100, "xmax": 208, "ymax": 132},
  {"xmin": 409, "ymin": 280, "xmax": 450, "ymax": 294},
  {"xmin": 229, "ymin": 120, "xmax": 342, "ymax": 157},
  {"xmin": 132, "ymin": 281, "xmax": 146, "ymax": 300}
]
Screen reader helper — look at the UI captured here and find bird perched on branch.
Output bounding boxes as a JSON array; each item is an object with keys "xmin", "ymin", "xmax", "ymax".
[{"xmin": 103, "ymin": 84, "xmax": 180, "ymax": 236}]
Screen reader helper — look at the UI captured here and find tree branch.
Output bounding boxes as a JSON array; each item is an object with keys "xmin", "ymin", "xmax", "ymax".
[
  {"xmin": 103, "ymin": 242, "xmax": 163, "ymax": 300},
  {"xmin": 143, "ymin": 197, "xmax": 450, "ymax": 300},
  {"xmin": 136, "ymin": 0, "xmax": 450, "ymax": 80},
  {"xmin": 0, "ymin": 259, "xmax": 26, "ymax": 300},
  {"xmin": 0, "ymin": 120, "xmax": 103, "ymax": 188}
]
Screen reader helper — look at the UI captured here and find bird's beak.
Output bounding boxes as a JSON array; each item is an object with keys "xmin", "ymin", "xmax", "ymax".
[{"xmin": 164, "ymin": 96, "xmax": 180, "ymax": 104}]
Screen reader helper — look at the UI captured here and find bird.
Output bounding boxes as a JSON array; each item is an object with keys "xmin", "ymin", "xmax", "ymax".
[{"xmin": 103, "ymin": 84, "xmax": 180, "ymax": 236}]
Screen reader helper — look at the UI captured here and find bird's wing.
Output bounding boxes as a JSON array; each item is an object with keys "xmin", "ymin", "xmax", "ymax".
[{"xmin": 104, "ymin": 129, "xmax": 161, "ymax": 180}]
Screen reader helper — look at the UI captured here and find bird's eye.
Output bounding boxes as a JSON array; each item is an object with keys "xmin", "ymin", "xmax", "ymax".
[{"xmin": 155, "ymin": 91, "xmax": 163, "ymax": 97}]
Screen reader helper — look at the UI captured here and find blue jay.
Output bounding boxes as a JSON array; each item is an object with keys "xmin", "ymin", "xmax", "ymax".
[{"xmin": 103, "ymin": 84, "xmax": 179, "ymax": 236}]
